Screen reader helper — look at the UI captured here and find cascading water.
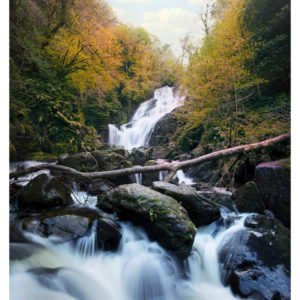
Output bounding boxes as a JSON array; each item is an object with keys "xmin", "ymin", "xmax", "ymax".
[
  {"xmin": 108, "ymin": 86, "xmax": 184, "ymax": 150},
  {"xmin": 108, "ymin": 86, "xmax": 193, "ymax": 184},
  {"xmin": 10, "ymin": 213, "xmax": 250, "ymax": 300},
  {"xmin": 10, "ymin": 86, "xmax": 249, "ymax": 300}
]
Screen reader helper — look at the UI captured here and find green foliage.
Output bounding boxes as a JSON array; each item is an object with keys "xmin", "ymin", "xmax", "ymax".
[
  {"xmin": 178, "ymin": 0, "xmax": 290, "ymax": 153},
  {"xmin": 10, "ymin": 0, "xmax": 180, "ymax": 160}
]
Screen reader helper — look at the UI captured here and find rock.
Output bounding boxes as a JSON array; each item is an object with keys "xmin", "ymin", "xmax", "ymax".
[
  {"xmin": 10, "ymin": 183, "xmax": 22, "ymax": 210},
  {"xmin": 235, "ymin": 181, "xmax": 265, "ymax": 213},
  {"xmin": 142, "ymin": 160, "xmax": 160, "ymax": 186},
  {"xmin": 98, "ymin": 183, "xmax": 197, "ymax": 259},
  {"xmin": 131, "ymin": 147, "xmax": 151, "ymax": 165},
  {"xmin": 255, "ymin": 159, "xmax": 290, "ymax": 227},
  {"xmin": 188, "ymin": 182, "xmax": 234, "ymax": 210},
  {"xmin": 23, "ymin": 214, "xmax": 90, "ymax": 241},
  {"xmin": 10, "ymin": 243, "xmax": 45, "ymax": 260},
  {"xmin": 148, "ymin": 145, "xmax": 177, "ymax": 161},
  {"xmin": 185, "ymin": 160, "xmax": 222, "ymax": 185},
  {"xmin": 148, "ymin": 110, "xmax": 179, "ymax": 146},
  {"xmin": 10, "ymin": 219, "xmax": 31, "ymax": 243},
  {"xmin": 152, "ymin": 181, "xmax": 220, "ymax": 227},
  {"xmin": 20, "ymin": 207, "xmax": 122, "ymax": 250},
  {"xmin": 58, "ymin": 152, "xmax": 98, "ymax": 172},
  {"xmin": 19, "ymin": 173, "xmax": 73, "ymax": 209},
  {"xmin": 219, "ymin": 214, "xmax": 290, "ymax": 300},
  {"xmin": 86, "ymin": 180, "xmax": 115, "ymax": 195},
  {"xmin": 91, "ymin": 149, "xmax": 132, "ymax": 171},
  {"xmin": 92, "ymin": 149, "xmax": 134, "ymax": 185}
]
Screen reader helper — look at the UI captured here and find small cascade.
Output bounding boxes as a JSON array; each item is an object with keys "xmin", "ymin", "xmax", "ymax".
[
  {"xmin": 134, "ymin": 173, "xmax": 142, "ymax": 185},
  {"xmin": 175, "ymin": 170, "xmax": 194, "ymax": 185},
  {"xmin": 10, "ymin": 214, "xmax": 249, "ymax": 300},
  {"xmin": 76, "ymin": 221, "xmax": 98, "ymax": 256},
  {"xmin": 71, "ymin": 183, "xmax": 98, "ymax": 207}
]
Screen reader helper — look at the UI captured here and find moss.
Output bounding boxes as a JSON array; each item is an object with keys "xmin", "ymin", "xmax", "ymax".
[
  {"xmin": 26, "ymin": 152, "xmax": 58, "ymax": 162},
  {"xmin": 279, "ymin": 158, "xmax": 290, "ymax": 171}
]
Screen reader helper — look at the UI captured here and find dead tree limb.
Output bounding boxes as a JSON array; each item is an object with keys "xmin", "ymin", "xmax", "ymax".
[{"xmin": 10, "ymin": 133, "xmax": 290, "ymax": 183}]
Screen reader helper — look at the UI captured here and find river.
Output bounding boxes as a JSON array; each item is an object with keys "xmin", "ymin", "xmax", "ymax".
[{"xmin": 10, "ymin": 86, "xmax": 249, "ymax": 300}]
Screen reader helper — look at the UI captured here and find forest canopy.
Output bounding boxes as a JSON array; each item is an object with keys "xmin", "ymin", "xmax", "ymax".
[
  {"xmin": 10, "ymin": 0, "xmax": 181, "ymax": 160},
  {"xmin": 9, "ymin": 0, "xmax": 290, "ymax": 160}
]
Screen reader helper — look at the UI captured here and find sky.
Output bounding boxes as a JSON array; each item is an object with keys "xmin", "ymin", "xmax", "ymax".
[{"xmin": 105, "ymin": 0, "xmax": 208, "ymax": 57}]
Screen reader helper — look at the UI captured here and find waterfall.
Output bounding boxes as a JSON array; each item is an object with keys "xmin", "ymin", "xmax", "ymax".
[
  {"xmin": 108, "ymin": 86, "xmax": 184, "ymax": 150},
  {"xmin": 10, "ymin": 215, "xmax": 248, "ymax": 300},
  {"xmin": 108, "ymin": 86, "xmax": 193, "ymax": 184}
]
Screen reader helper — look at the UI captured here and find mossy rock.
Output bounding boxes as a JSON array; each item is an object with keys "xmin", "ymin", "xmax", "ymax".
[
  {"xmin": 235, "ymin": 181, "xmax": 265, "ymax": 213},
  {"xmin": 91, "ymin": 149, "xmax": 132, "ymax": 171},
  {"xmin": 98, "ymin": 183, "xmax": 197, "ymax": 259},
  {"xmin": 58, "ymin": 152, "xmax": 98, "ymax": 172},
  {"xmin": 255, "ymin": 159, "xmax": 290, "ymax": 228},
  {"xmin": 152, "ymin": 181, "xmax": 220, "ymax": 226},
  {"xmin": 26, "ymin": 152, "xmax": 58, "ymax": 162}
]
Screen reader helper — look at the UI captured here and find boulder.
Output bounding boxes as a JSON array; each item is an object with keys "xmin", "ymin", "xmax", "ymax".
[
  {"xmin": 235, "ymin": 181, "xmax": 265, "ymax": 213},
  {"xmin": 58, "ymin": 152, "xmax": 98, "ymax": 172},
  {"xmin": 152, "ymin": 181, "xmax": 220, "ymax": 227},
  {"xmin": 97, "ymin": 183, "xmax": 197, "ymax": 259},
  {"xmin": 148, "ymin": 145, "xmax": 177, "ymax": 161},
  {"xmin": 255, "ymin": 159, "xmax": 290, "ymax": 227},
  {"xmin": 194, "ymin": 185, "xmax": 234, "ymax": 210},
  {"xmin": 20, "ymin": 207, "xmax": 122, "ymax": 251},
  {"xmin": 86, "ymin": 180, "xmax": 115, "ymax": 195},
  {"xmin": 19, "ymin": 173, "xmax": 73, "ymax": 209},
  {"xmin": 92, "ymin": 149, "xmax": 134, "ymax": 185},
  {"xmin": 131, "ymin": 147, "xmax": 151, "ymax": 165},
  {"xmin": 91, "ymin": 149, "xmax": 132, "ymax": 171},
  {"xmin": 219, "ymin": 214, "xmax": 290, "ymax": 300},
  {"xmin": 185, "ymin": 160, "xmax": 222, "ymax": 185},
  {"xmin": 148, "ymin": 110, "xmax": 179, "ymax": 146},
  {"xmin": 23, "ymin": 214, "xmax": 90, "ymax": 241}
]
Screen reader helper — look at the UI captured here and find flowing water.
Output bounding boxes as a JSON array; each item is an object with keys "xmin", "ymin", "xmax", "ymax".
[
  {"xmin": 108, "ymin": 86, "xmax": 193, "ymax": 184},
  {"xmin": 10, "ymin": 86, "xmax": 246, "ymax": 299},
  {"xmin": 108, "ymin": 86, "xmax": 184, "ymax": 150},
  {"xmin": 10, "ymin": 213, "xmax": 249, "ymax": 300}
]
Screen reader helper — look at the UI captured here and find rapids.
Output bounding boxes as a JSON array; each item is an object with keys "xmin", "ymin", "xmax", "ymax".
[
  {"xmin": 10, "ymin": 212, "xmax": 249, "ymax": 300},
  {"xmin": 10, "ymin": 86, "xmax": 250, "ymax": 300}
]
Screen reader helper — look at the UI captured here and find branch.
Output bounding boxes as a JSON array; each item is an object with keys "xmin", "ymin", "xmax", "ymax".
[{"xmin": 10, "ymin": 133, "xmax": 290, "ymax": 182}]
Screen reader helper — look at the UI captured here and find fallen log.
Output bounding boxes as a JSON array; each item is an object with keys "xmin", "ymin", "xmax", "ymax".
[{"xmin": 10, "ymin": 133, "xmax": 290, "ymax": 183}]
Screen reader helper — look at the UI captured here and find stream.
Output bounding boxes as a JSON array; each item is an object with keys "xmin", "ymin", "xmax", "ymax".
[{"xmin": 10, "ymin": 86, "xmax": 250, "ymax": 300}]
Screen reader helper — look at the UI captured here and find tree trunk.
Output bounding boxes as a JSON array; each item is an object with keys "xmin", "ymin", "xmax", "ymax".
[{"xmin": 10, "ymin": 133, "xmax": 290, "ymax": 183}]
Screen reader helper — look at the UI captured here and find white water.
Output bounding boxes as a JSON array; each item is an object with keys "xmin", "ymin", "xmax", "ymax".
[
  {"xmin": 10, "ymin": 161, "xmax": 52, "ymax": 186},
  {"xmin": 108, "ymin": 86, "xmax": 193, "ymax": 184},
  {"xmin": 10, "ymin": 214, "xmax": 249, "ymax": 300},
  {"xmin": 10, "ymin": 86, "xmax": 246, "ymax": 299},
  {"xmin": 108, "ymin": 86, "xmax": 184, "ymax": 150},
  {"xmin": 71, "ymin": 183, "xmax": 98, "ymax": 208}
]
